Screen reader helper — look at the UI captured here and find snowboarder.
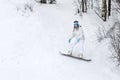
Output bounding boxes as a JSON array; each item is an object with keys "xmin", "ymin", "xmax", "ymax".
[{"xmin": 67, "ymin": 20, "xmax": 85, "ymax": 58}]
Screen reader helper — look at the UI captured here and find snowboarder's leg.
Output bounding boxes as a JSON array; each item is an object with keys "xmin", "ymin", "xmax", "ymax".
[
  {"xmin": 67, "ymin": 38, "xmax": 78, "ymax": 55},
  {"xmin": 77, "ymin": 40, "xmax": 84, "ymax": 58}
]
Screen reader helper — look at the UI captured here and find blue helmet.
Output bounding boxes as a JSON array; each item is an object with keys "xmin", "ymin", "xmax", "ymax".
[{"xmin": 74, "ymin": 21, "xmax": 79, "ymax": 28}]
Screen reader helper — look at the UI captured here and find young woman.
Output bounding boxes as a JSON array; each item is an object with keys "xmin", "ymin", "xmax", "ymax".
[{"xmin": 67, "ymin": 21, "xmax": 85, "ymax": 58}]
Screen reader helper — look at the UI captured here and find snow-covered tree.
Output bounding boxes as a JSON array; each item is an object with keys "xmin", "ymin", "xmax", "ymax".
[{"xmin": 108, "ymin": 22, "xmax": 120, "ymax": 65}]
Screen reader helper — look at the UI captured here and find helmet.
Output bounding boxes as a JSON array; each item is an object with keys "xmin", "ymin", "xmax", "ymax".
[{"xmin": 74, "ymin": 21, "xmax": 79, "ymax": 28}]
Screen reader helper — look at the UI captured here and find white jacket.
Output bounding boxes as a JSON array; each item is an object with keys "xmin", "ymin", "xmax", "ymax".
[{"xmin": 71, "ymin": 27, "xmax": 85, "ymax": 40}]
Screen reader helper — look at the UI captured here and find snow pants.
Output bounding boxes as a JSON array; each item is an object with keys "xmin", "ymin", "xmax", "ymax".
[{"xmin": 69, "ymin": 38, "xmax": 84, "ymax": 54}]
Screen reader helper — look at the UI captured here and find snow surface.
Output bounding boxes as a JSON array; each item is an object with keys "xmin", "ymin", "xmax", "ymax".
[{"xmin": 0, "ymin": 0, "xmax": 120, "ymax": 80}]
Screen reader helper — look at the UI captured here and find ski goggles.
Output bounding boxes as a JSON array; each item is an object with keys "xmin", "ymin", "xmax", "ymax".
[{"xmin": 74, "ymin": 22, "xmax": 79, "ymax": 28}]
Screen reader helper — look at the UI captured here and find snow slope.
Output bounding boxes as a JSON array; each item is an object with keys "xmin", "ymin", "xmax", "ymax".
[{"xmin": 0, "ymin": 0, "xmax": 120, "ymax": 80}]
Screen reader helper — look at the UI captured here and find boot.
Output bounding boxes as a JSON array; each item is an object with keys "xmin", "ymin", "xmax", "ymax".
[
  {"xmin": 78, "ymin": 53, "xmax": 83, "ymax": 58},
  {"xmin": 67, "ymin": 50, "xmax": 72, "ymax": 55}
]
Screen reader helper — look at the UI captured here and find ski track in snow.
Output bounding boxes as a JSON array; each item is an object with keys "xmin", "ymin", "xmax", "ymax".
[{"xmin": 0, "ymin": 0, "xmax": 120, "ymax": 80}]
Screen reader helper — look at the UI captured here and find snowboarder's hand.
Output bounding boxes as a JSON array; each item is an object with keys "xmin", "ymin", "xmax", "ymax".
[
  {"xmin": 69, "ymin": 38, "xmax": 71, "ymax": 43},
  {"xmin": 77, "ymin": 38, "xmax": 80, "ymax": 42}
]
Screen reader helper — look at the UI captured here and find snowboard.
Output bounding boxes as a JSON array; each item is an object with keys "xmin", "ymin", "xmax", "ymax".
[{"xmin": 59, "ymin": 51, "xmax": 91, "ymax": 61}]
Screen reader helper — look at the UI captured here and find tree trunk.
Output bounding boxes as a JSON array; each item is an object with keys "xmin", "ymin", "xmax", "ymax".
[
  {"xmin": 82, "ymin": 0, "xmax": 87, "ymax": 13},
  {"xmin": 40, "ymin": 0, "xmax": 47, "ymax": 3},
  {"xmin": 49, "ymin": 0, "xmax": 56, "ymax": 4},
  {"xmin": 91, "ymin": 0, "xmax": 93, "ymax": 9},
  {"xmin": 102, "ymin": 0, "xmax": 107, "ymax": 21},
  {"xmin": 108, "ymin": 0, "xmax": 111, "ymax": 17},
  {"xmin": 84, "ymin": 0, "xmax": 87, "ymax": 12},
  {"xmin": 82, "ymin": 0, "xmax": 84, "ymax": 12}
]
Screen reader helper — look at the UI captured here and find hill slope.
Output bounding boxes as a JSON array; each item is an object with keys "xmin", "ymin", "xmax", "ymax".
[{"xmin": 0, "ymin": 0, "xmax": 120, "ymax": 80}]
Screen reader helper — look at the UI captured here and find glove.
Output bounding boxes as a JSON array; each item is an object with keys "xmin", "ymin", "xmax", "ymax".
[
  {"xmin": 68, "ymin": 38, "xmax": 71, "ymax": 43},
  {"xmin": 77, "ymin": 38, "xmax": 80, "ymax": 42}
]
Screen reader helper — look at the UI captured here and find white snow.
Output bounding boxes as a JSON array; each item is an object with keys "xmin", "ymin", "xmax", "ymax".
[{"xmin": 0, "ymin": 0, "xmax": 120, "ymax": 80}]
